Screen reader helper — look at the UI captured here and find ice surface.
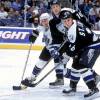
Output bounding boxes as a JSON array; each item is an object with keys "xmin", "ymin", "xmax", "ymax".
[{"xmin": 0, "ymin": 49, "xmax": 100, "ymax": 100}]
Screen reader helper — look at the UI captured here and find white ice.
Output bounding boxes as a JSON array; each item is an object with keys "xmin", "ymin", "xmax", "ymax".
[{"xmin": 0, "ymin": 49, "xmax": 100, "ymax": 100}]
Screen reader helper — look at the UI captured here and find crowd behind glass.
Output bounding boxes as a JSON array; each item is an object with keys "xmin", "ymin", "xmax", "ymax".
[{"xmin": 0, "ymin": 0, "xmax": 100, "ymax": 30}]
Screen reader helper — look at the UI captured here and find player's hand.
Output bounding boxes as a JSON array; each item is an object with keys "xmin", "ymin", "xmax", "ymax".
[
  {"xmin": 29, "ymin": 30, "xmax": 39, "ymax": 43},
  {"xmin": 33, "ymin": 30, "xmax": 39, "ymax": 36},
  {"xmin": 29, "ymin": 34, "xmax": 36, "ymax": 43},
  {"xmin": 50, "ymin": 49, "xmax": 60, "ymax": 59}
]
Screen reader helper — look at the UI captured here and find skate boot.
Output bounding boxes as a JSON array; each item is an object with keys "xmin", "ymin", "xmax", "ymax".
[
  {"xmin": 49, "ymin": 78, "xmax": 64, "ymax": 87},
  {"xmin": 84, "ymin": 88, "xmax": 99, "ymax": 99},
  {"xmin": 21, "ymin": 74, "xmax": 36, "ymax": 87},
  {"xmin": 95, "ymin": 75, "xmax": 100, "ymax": 85},
  {"xmin": 62, "ymin": 88, "xmax": 76, "ymax": 96}
]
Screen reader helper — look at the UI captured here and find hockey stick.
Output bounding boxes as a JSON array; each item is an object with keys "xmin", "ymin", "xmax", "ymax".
[
  {"xmin": 12, "ymin": 30, "xmax": 39, "ymax": 90},
  {"xmin": 13, "ymin": 42, "xmax": 33, "ymax": 90},
  {"xmin": 21, "ymin": 40, "xmax": 67, "ymax": 88},
  {"xmin": 13, "ymin": 50, "xmax": 52, "ymax": 90},
  {"xmin": 24, "ymin": 62, "xmax": 62, "ymax": 87}
]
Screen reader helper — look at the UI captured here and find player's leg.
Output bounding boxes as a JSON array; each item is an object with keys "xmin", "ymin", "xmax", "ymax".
[
  {"xmin": 49, "ymin": 59, "xmax": 65, "ymax": 86},
  {"xmin": 86, "ymin": 49, "xmax": 100, "ymax": 85},
  {"xmin": 62, "ymin": 53, "xmax": 71, "ymax": 79},
  {"xmin": 82, "ymin": 68, "xmax": 99, "ymax": 98},
  {"xmin": 21, "ymin": 47, "xmax": 51, "ymax": 86},
  {"xmin": 49, "ymin": 52, "xmax": 71, "ymax": 86},
  {"xmin": 77, "ymin": 49, "xmax": 99, "ymax": 98},
  {"xmin": 63, "ymin": 68, "xmax": 80, "ymax": 95}
]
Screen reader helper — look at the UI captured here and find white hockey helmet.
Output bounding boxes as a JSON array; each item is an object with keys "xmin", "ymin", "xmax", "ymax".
[{"xmin": 40, "ymin": 13, "xmax": 50, "ymax": 22}]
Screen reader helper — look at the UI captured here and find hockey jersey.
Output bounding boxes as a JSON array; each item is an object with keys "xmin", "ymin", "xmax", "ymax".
[{"xmin": 57, "ymin": 20, "xmax": 100, "ymax": 57}]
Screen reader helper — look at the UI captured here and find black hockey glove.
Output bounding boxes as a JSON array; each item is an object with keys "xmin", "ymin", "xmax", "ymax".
[
  {"xmin": 33, "ymin": 29, "xmax": 39, "ymax": 36},
  {"xmin": 29, "ymin": 30, "xmax": 39, "ymax": 43}
]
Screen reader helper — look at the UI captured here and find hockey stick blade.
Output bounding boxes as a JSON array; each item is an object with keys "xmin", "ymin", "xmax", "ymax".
[
  {"xmin": 13, "ymin": 85, "xmax": 27, "ymax": 90},
  {"xmin": 21, "ymin": 81, "xmax": 36, "ymax": 87}
]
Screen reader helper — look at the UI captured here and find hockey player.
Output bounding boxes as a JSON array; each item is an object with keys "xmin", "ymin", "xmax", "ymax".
[
  {"xmin": 46, "ymin": 0, "xmax": 98, "ymax": 86},
  {"xmin": 21, "ymin": 0, "xmax": 99, "ymax": 88},
  {"xmin": 21, "ymin": 12, "xmax": 70, "ymax": 87},
  {"xmin": 21, "ymin": 0, "xmax": 71, "ymax": 87},
  {"xmin": 48, "ymin": 0, "xmax": 93, "ymax": 86},
  {"xmin": 48, "ymin": 0, "xmax": 67, "ymax": 86},
  {"xmin": 52, "ymin": 10, "xmax": 100, "ymax": 99},
  {"xmin": 60, "ymin": 7, "xmax": 100, "ymax": 85}
]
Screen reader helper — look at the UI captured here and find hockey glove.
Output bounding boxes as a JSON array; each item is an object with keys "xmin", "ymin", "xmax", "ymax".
[
  {"xmin": 33, "ymin": 29, "xmax": 39, "ymax": 36},
  {"xmin": 50, "ymin": 49, "xmax": 60, "ymax": 59},
  {"xmin": 49, "ymin": 46, "xmax": 60, "ymax": 59},
  {"xmin": 29, "ymin": 30, "xmax": 39, "ymax": 43}
]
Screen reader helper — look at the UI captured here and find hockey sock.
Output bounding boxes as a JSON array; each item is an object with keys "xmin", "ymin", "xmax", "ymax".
[
  {"xmin": 70, "ymin": 80, "xmax": 78, "ymax": 89},
  {"xmin": 64, "ymin": 68, "xmax": 71, "ymax": 79},
  {"xmin": 32, "ymin": 65, "xmax": 41, "ymax": 76},
  {"xmin": 56, "ymin": 69, "xmax": 63, "ymax": 79},
  {"xmin": 86, "ymin": 80, "xmax": 96, "ymax": 90}
]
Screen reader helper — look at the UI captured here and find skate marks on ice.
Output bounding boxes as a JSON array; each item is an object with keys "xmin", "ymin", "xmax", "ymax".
[
  {"xmin": 48, "ymin": 85, "xmax": 100, "ymax": 100},
  {"xmin": 0, "ymin": 85, "xmax": 84, "ymax": 100},
  {"xmin": 0, "ymin": 86, "xmax": 100, "ymax": 100}
]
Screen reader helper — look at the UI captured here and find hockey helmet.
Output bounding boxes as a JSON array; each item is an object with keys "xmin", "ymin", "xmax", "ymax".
[
  {"xmin": 40, "ymin": 13, "xmax": 50, "ymax": 22},
  {"xmin": 59, "ymin": 10, "xmax": 73, "ymax": 20}
]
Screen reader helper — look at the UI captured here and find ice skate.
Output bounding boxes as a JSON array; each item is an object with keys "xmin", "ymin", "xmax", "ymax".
[
  {"xmin": 49, "ymin": 78, "xmax": 64, "ymax": 87},
  {"xmin": 84, "ymin": 88, "xmax": 99, "ymax": 100},
  {"xmin": 21, "ymin": 75, "xmax": 36, "ymax": 87},
  {"xmin": 62, "ymin": 88, "xmax": 76, "ymax": 96}
]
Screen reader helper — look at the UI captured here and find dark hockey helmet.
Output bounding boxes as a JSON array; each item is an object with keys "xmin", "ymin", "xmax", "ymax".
[
  {"xmin": 59, "ymin": 10, "xmax": 73, "ymax": 20},
  {"xmin": 50, "ymin": 0, "xmax": 60, "ymax": 7}
]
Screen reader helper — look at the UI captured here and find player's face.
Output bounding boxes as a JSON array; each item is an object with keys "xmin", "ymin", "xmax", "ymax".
[
  {"xmin": 51, "ymin": 4, "xmax": 61, "ymax": 16},
  {"xmin": 62, "ymin": 18, "xmax": 73, "ymax": 29},
  {"xmin": 41, "ymin": 19, "xmax": 49, "ymax": 27}
]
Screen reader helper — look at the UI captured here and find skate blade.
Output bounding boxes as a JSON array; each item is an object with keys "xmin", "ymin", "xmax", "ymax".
[
  {"xmin": 84, "ymin": 92, "xmax": 100, "ymax": 100},
  {"xmin": 63, "ymin": 92, "xmax": 75, "ymax": 96},
  {"xmin": 49, "ymin": 85, "xmax": 64, "ymax": 89}
]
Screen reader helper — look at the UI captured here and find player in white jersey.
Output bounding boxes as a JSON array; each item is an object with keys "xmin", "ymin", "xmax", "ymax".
[{"xmin": 21, "ymin": 12, "xmax": 70, "ymax": 87}]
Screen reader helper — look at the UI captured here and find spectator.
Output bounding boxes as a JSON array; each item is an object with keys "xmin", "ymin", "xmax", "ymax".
[
  {"xmin": 83, "ymin": 0, "xmax": 92, "ymax": 17},
  {"xmin": 89, "ymin": 4, "xmax": 98, "ymax": 24},
  {"xmin": 30, "ymin": 15, "xmax": 41, "ymax": 30},
  {"xmin": 0, "ymin": 6, "xmax": 8, "ymax": 19},
  {"xmin": 4, "ymin": 0, "xmax": 12, "ymax": 9},
  {"xmin": 78, "ymin": 0, "xmax": 86, "ymax": 14},
  {"xmin": 95, "ymin": 10, "xmax": 100, "ymax": 30},
  {"xmin": 38, "ymin": 0, "xmax": 47, "ymax": 14},
  {"xmin": 6, "ymin": 10, "xmax": 23, "ymax": 27},
  {"xmin": 11, "ymin": 0, "xmax": 23, "ymax": 11}
]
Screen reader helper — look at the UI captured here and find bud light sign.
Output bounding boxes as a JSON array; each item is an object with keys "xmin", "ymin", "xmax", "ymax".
[{"xmin": 0, "ymin": 27, "xmax": 33, "ymax": 43}]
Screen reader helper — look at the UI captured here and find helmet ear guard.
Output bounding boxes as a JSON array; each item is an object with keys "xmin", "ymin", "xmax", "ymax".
[{"xmin": 59, "ymin": 10, "xmax": 73, "ymax": 20}]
